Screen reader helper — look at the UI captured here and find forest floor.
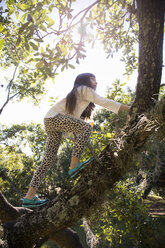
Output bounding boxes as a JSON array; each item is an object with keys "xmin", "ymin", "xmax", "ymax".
[{"xmin": 145, "ymin": 195, "xmax": 165, "ymax": 217}]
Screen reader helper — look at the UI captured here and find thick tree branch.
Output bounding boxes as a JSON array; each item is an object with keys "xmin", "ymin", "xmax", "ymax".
[
  {"xmin": 0, "ymin": 191, "xmax": 85, "ymax": 248},
  {"xmin": 0, "ymin": 191, "xmax": 32, "ymax": 224}
]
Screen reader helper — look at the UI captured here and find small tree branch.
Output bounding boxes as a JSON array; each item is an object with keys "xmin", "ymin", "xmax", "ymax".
[
  {"xmin": 6, "ymin": 65, "xmax": 18, "ymax": 99},
  {"xmin": 0, "ymin": 172, "xmax": 24, "ymax": 197},
  {"xmin": 42, "ymin": 0, "xmax": 101, "ymax": 39},
  {"xmin": 0, "ymin": 65, "xmax": 19, "ymax": 116}
]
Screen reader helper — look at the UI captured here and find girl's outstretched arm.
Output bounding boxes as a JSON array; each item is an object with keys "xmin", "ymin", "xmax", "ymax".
[{"xmin": 119, "ymin": 104, "xmax": 130, "ymax": 112}]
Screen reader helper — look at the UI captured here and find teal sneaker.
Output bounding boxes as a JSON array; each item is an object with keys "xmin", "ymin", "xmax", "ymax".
[
  {"xmin": 68, "ymin": 157, "xmax": 95, "ymax": 177},
  {"xmin": 22, "ymin": 196, "xmax": 49, "ymax": 208}
]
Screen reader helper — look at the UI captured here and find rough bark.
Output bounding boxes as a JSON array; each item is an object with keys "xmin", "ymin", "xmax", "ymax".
[
  {"xmin": 0, "ymin": 192, "xmax": 85, "ymax": 248},
  {"xmin": 132, "ymin": 0, "xmax": 164, "ymax": 114}
]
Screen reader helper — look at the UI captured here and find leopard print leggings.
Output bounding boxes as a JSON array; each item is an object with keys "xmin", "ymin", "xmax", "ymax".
[{"xmin": 30, "ymin": 113, "xmax": 92, "ymax": 189}]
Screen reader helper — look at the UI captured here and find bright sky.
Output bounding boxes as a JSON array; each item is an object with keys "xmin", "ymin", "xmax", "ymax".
[{"xmin": 0, "ymin": 0, "xmax": 165, "ymax": 125}]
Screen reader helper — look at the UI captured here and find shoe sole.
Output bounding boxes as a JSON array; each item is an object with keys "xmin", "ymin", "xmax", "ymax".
[{"xmin": 22, "ymin": 200, "xmax": 49, "ymax": 208}]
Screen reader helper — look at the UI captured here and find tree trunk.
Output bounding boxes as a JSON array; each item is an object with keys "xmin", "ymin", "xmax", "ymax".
[{"xmin": 133, "ymin": 0, "xmax": 164, "ymax": 114}]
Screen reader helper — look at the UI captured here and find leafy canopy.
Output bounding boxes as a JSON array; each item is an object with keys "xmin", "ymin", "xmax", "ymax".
[{"xmin": 0, "ymin": 0, "xmax": 137, "ymax": 111}]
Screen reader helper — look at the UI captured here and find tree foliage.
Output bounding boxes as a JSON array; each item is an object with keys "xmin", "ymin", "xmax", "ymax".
[
  {"xmin": 0, "ymin": 0, "xmax": 138, "ymax": 114},
  {"xmin": 90, "ymin": 180, "xmax": 156, "ymax": 248}
]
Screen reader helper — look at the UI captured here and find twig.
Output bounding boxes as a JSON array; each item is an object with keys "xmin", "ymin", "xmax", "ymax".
[
  {"xmin": 0, "ymin": 172, "xmax": 24, "ymax": 196},
  {"xmin": 0, "ymin": 65, "xmax": 19, "ymax": 115}
]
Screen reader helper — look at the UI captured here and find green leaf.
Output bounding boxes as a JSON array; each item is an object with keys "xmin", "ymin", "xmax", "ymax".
[
  {"xmin": 39, "ymin": 24, "xmax": 47, "ymax": 32},
  {"xmin": 34, "ymin": 38, "xmax": 44, "ymax": 42},
  {"xmin": 6, "ymin": 4, "xmax": 15, "ymax": 14},
  {"xmin": 29, "ymin": 42, "xmax": 38, "ymax": 51},
  {"xmin": 35, "ymin": 3, "xmax": 43, "ymax": 11},
  {"xmin": 36, "ymin": 60, "xmax": 44, "ymax": 68},
  {"xmin": 0, "ymin": 39, "xmax": 4, "ymax": 54},
  {"xmin": 15, "ymin": 11, "xmax": 20, "ymax": 19},
  {"xmin": 26, "ymin": 58, "xmax": 34, "ymax": 63},
  {"xmin": 16, "ymin": 36, "xmax": 22, "ymax": 47},
  {"xmin": 25, "ymin": 43, "xmax": 30, "ymax": 51},
  {"xmin": 0, "ymin": 23, "xmax": 5, "ymax": 32},
  {"xmin": 68, "ymin": 64, "xmax": 75, "ymax": 69},
  {"xmin": 18, "ymin": 22, "xmax": 29, "ymax": 34},
  {"xmin": 20, "ymin": 3, "xmax": 30, "ymax": 10},
  {"xmin": 23, "ymin": 69, "xmax": 29, "ymax": 74},
  {"xmin": 46, "ymin": 16, "xmax": 55, "ymax": 28},
  {"xmin": 20, "ymin": 13, "xmax": 28, "ymax": 23},
  {"xmin": 40, "ymin": 46, "xmax": 44, "ymax": 53},
  {"xmin": 61, "ymin": 64, "xmax": 65, "ymax": 72}
]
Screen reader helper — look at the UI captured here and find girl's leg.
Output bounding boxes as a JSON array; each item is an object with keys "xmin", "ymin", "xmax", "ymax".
[
  {"xmin": 43, "ymin": 114, "xmax": 92, "ymax": 170},
  {"xmin": 71, "ymin": 124, "xmax": 92, "ymax": 167},
  {"xmin": 68, "ymin": 120, "xmax": 92, "ymax": 169},
  {"xmin": 25, "ymin": 114, "xmax": 92, "ymax": 201},
  {"xmin": 69, "ymin": 156, "xmax": 80, "ymax": 169},
  {"xmin": 25, "ymin": 186, "xmax": 37, "ymax": 200},
  {"xmin": 25, "ymin": 130, "xmax": 62, "ymax": 200}
]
